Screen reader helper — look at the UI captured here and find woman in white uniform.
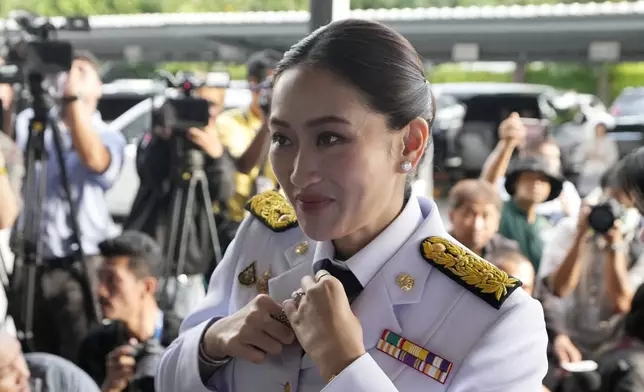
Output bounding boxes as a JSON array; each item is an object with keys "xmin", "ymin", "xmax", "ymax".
[{"xmin": 156, "ymin": 19, "xmax": 548, "ymax": 392}]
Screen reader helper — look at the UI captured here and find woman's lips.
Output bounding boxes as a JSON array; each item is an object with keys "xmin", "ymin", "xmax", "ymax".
[{"xmin": 295, "ymin": 195, "xmax": 334, "ymax": 214}]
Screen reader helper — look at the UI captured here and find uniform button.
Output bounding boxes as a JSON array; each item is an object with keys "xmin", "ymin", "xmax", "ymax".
[
  {"xmin": 589, "ymin": 285, "xmax": 599, "ymax": 294},
  {"xmin": 396, "ymin": 273, "xmax": 415, "ymax": 292},
  {"xmin": 295, "ymin": 241, "xmax": 309, "ymax": 255},
  {"xmin": 178, "ymin": 274, "xmax": 188, "ymax": 284},
  {"xmin": 599, "ymin": 321, "xmax": 608, "ymax": 328}
]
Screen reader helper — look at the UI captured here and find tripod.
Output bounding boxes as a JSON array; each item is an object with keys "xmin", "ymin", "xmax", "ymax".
[
  {"xmin": 8, "ymin": 73, "xmax": 99, "ymax": 352},
  {"xmin": 160, "ymin": 148, "xmax": 223, "ymax": 311}
]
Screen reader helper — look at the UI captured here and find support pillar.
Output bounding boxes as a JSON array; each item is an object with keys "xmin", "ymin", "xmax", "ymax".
[
  {"xmin": 596, "ymin": 63, "xmax": 611, "ymax": 104},
  {"xmin": 309, "ymin": 0, "xmax": 350, "ymax": 32},
  {"xmin": 513, "ymin": 61, "xmax": 526, "ymax": 83}
]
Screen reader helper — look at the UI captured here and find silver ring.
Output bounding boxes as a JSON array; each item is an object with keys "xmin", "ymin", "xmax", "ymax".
[
  {"xmin": 291, "ymin": 289, "xmax": 305, "ymax": 304},
  {"xmin": 315, "ymin": 272, "xmax": 331, "ymax": 282}
]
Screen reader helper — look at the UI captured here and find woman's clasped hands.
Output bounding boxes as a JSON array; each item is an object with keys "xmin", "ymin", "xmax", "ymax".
[
  {"xmin": 201, "ymin": 269, "xmax": 366, "ymax": 380},
  {"xmin": 283, "ymin": 269, "xmax": 366, "ymax": 381}
]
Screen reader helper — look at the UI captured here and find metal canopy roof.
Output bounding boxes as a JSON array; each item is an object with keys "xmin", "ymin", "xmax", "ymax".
[{"xmin": 2, "ymin": 1, "xmax": 644, "ymax": 63}]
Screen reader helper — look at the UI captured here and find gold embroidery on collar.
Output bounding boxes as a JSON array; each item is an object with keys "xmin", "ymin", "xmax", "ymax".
[
  {"xmin": 421, "ymin": 237, "xmax": 522, "ymax": 309},
  {"xmin": 246, "ymin": 191, "xmax": 298, "ymax": 232}
]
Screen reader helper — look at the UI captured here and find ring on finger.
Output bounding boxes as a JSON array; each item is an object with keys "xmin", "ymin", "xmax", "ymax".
[
  {"xmin": 315, "ymin": 272, "xmax": 331, "ymax": 282},
  {"xmin": 271, "ymin": 309, "xmax": 290, "ymax": 326},
  {"xmin": 291, "ymin": 289, "xmax": 306, "ymax": 304}
]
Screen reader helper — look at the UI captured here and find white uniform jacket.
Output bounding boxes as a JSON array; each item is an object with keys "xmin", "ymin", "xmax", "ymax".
[{"xmin": 157, "ymin": 191, "xmax": 548, "ymax": 392}]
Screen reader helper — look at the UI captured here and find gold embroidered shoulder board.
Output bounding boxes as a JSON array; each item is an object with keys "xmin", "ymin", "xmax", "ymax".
[
  {"xmin": 245, "ymin": 190, "xmax": 299, "ymax": 232},
  {"xmin": 420, "ymin": 236, "xmax": 522, "ymax": 309}
]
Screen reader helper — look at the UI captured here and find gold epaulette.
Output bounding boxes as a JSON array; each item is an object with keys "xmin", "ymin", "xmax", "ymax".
[
  {"xmin": 245, "ymin": 190, "xmax": 299, "ymax": 232},
  {"xmin": 420, "ymin": 237, "xmax": 522, "ymax": 309}
]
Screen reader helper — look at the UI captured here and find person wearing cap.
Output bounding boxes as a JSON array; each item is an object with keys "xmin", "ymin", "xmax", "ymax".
[
  {"xmin": 481, "ymin": 113, "xmax": 582, "ymax": 225},
  {"xmin": 12, "ymin": 51, "xmax": 126, "ymax": 361},
  {"xmin": 77, "ymin": 231, "xmax": 182, "ymax": 392},
  {"xmin": 539, "ymin": 162, "xmax": 644, "ymax": 364},
  {"xmin": 499, "ymin": 155, "xmax": 565, "ymax": 271}
]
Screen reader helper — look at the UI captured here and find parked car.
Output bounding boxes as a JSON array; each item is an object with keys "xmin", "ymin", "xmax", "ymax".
[
  {"xmin": 609, "ymin": 87, "xmax": 644, "ymax": 157},
  {"xmin": 105, "ymin": 83, "xmax": 252, "ymax": 220}
]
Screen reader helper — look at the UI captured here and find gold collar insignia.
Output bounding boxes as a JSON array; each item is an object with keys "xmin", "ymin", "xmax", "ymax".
[{"xmin": 420, "ymin": 237, "xmax": 522, "ymax": 309}]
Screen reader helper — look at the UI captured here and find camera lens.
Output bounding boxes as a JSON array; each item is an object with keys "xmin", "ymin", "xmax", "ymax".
[{"xmin": 588, "ymin": 200, "xmax": 621, "ymax": 234}]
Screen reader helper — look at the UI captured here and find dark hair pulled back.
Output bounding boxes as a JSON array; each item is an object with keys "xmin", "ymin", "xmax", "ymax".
[
  {"xmin": 618, "ymin": 147, "xmax": 644, "ymax": 210},
  {"xmin": 273, "ymin": 19, "xmax": 435, "ymax": 131}
]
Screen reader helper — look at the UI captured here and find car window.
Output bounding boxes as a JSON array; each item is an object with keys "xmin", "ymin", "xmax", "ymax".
[
  {"xmin": 120, "ymin": 109, "xmax": 152, "ymax": 143},
  {"xmin": 611, "ymin": 89, "xmax": 644, "ymax": 116}
]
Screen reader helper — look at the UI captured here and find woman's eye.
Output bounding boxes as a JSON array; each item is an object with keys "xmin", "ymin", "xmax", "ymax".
[
  {"xmin": 318, "ymin": 133, "xmax": 342, "ymax": 147},
  {"xmin": 271, "ymin": 133, "xmax": 291, "ymax": 147}
]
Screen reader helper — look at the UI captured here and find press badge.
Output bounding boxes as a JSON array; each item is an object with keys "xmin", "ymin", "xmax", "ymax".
[{"xmin": 255, "ymin": 175, "xmax": 274, "ymax": 194}]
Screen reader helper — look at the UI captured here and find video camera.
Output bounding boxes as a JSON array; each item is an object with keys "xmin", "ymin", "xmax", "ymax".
[
  {"xmin": 153, "ymin": 70, "xmax": 231, "ymax": 131},
  {"xmin": 0, "ymin": 10, "xmax": 90, "ymax": 85}
]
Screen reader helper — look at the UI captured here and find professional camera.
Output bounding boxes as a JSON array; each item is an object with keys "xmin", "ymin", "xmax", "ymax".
[
  {"xmin": 154, "ymin": 71, "xmax": 230, "ymax": 130},
  {"xmin": 588, "ymin": 198, "xmax": 624, "ymax": 235},
  {"xmin": 129, "ymin": 339, "xmax": 165, "ymax": 392},
  {"xmin": 0, "ymin": 10, "xmax": 90, "ymax": 84}
]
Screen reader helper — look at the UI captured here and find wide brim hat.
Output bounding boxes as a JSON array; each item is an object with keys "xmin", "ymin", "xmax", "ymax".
[{"xmin": 505, "ymin": 155, "xmax": 565, "ymax": 202}]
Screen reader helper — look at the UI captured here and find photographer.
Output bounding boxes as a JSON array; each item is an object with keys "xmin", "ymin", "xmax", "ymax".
[
  {"xmin": 539, "ymin": 163, "xmax": 644, "ymax": 361},
  {"xmin": 13, "ymin": 51, "xmax": 126, "ymax": 361},
  {"xmin": 77, "ymin": 231, "xmax": 182, "ymax": 392},
  {"xmin": 214, "ymin": 50, "xmax": 281, "ymax": 247},
  {"xmin": 123, "ymin": 100, "xmax": 234, "ymax": 317}
]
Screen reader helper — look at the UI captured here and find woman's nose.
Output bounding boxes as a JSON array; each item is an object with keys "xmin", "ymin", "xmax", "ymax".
[{"xmin": 289, "ymin": 150, "xmax": 321, "ymax": 189}]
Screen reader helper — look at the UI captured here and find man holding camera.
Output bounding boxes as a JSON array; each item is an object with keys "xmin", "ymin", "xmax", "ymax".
[
  {"xmin": 77, "ymin": 231, "xmax": 181, "ymax": 392},
  {"xmin": 539, "ymin": 163, "xmax": 644, "ymax": 364},
  {"xmin": 124, "ymin": 93, "xmax": 235, "ymax": 318},
  {"xmin": 213, "ymin": 50, "xmax": 282, "ymax": 250},
  {"xmin": 13, "ymin": 51, "xmax": 126, "ymax": 361}
]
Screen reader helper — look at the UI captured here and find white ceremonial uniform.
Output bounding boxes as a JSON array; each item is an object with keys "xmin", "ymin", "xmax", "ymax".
[{"xmin": 157, "ymin": 191, "xmax": 548, "ymax": 392}]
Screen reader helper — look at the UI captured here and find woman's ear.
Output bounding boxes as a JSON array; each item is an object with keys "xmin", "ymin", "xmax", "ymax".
[{"xmin": 400, "ymin": 117, "xmax": 429, "ymax": 171}]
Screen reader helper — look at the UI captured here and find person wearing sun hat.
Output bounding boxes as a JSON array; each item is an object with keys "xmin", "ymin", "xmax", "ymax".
[{"xmin": 499, "ymin": 155, "xmax": 565, "ymax": 271}]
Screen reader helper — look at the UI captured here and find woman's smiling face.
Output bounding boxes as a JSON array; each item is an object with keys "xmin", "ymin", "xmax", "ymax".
[{"xmin": 268, "ymin": 66, "xmax": 407, "ymax": 244}]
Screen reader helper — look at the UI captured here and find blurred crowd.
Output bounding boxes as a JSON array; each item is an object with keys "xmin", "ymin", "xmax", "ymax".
[{"xmin": 0, "ymin": 45, "xmax": 643, "ymax": 392}]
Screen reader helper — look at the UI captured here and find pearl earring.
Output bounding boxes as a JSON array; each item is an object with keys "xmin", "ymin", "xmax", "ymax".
[{"xmin": 401, "ymin": 161, "xmax": 412, "ymax": 172}]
